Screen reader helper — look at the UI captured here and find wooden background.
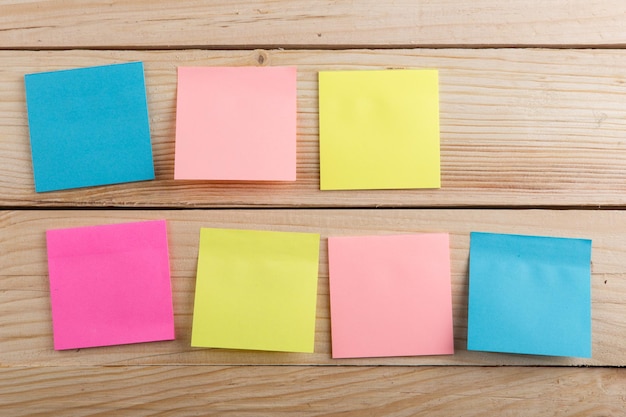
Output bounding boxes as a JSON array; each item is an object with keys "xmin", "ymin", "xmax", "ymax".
[{"xmin": 1, "ymin": 1, "xmax": 625, "ymax": 415}]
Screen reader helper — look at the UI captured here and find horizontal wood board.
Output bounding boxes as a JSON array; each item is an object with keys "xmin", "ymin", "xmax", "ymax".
[
  {"xmin": 1, "ymin": 209, "xmax": 624, "ymax": 367},
  {"xmin": 1, "ymin": 366, "xmax": 624, "ymax": 416},
  {"xmin": 1, "ymin": 1, "xmax": 626, "ymax": 48},
  {"xmin": 1, "ymin": 49, "xmax": 626, "ymax": 208}
]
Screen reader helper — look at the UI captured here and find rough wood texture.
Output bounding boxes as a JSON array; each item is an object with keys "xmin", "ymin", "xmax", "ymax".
[
  {"xmin": 1, "ymin": 366, "xmax": 624, "ymax": 417},
  {"xmin": 2, "ymin": 1, "xmax": 625, "ymax": 415},
  {"xmin": 2, "ymin": 49, "xmax": 626, "ymax": 208},
  {"xmin": 1, "ymin": 1, "xmax": 626, "ymax": 48},
  {"xmin": 1, "ymin": 209, "xmax": 624, "ymax": 367}
]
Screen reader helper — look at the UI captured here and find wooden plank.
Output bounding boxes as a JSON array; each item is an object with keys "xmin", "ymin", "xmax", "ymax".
[
  {"xmin": 1, "ymin": 209, "xmax": 624, "ymax": 367},
  {"xmin": 1, "ymin": 1, "xmax": 626, "ymax": 48},
  {"xmin": 0, "ymin": 365, "xmax": 623, "ymax": 416},
  {"xmin": 2, "ymin": 49, "xmax": 626, "ymax": 208}
]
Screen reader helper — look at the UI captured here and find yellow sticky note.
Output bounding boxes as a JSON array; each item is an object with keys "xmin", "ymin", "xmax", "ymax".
[
  {"xmin": 319, "ymin": 69, "xmax": 440, "ymax": 190},
  {"xmin": 191, "ymin": 228, "xmax": 320, "ymax": 353}
]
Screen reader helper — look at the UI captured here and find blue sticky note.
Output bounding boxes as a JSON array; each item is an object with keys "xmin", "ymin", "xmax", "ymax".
[
  {"xmin": 467, "ymin": 232, "xmax": 592, "ymax": 358},
  {"xmin": 25, "ymin": 62, "xmax": 155, "ymax": 192}
]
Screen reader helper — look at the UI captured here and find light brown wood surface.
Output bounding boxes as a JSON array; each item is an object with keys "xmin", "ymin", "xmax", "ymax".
[
  {"xmin": 1, "ymin": 1, "xmax": 624, "ymax": 415},
  {"xmin": 1, "ymin": 0, "xmax": 626, "ymax": 48},
  {"xmin": 2, "ymin": 49, "xmax": 626, "ymax": 208},
  {"xmin": 1, "ymin": 209, "xmax": 626, "ymax": 368},
  {"xmin": 1, "ymin": 366, "xmax": 624, "ymax": 416}
]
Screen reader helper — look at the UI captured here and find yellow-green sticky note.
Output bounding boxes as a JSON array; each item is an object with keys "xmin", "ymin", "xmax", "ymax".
[
  {"xmin": 319, "ymin": 69, "xmax": 440, "ymax": 190},
  {"xmin": 191, "ymin": 228, "xmax": 320, "ymax": 353}
]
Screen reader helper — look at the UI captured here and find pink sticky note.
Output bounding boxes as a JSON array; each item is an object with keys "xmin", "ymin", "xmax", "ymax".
[
  {"xmin": 46, "ymin": 220, "xmax": 175, "ymax": 350},
  {"xmin": 174, "ymin": 66, "xmax": 297, "ymax": 181},
  {"xmin": 328, "ymin": 234, "xmax": 454, "ymax": 358}
]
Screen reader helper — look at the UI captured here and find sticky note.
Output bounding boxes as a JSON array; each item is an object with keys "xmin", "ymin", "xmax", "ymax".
[
  {"xmin": 46, "ymin": 220, "xmax": 175, "ymax": 350},
  {"xmin": 328, "ymin": 234, "xmax": 453, "ymax": 358},
  {"xmin": 467, "ymin": 232, "xmax": 592, "ymax": 357},
  {"xmin": 25, "ymin": 62, "xmax": 155, "ymax": 192},
  {"xmin": 318, "ymin": 69, "xmax": 440, "ymax": 190},
  {"xmin": 175, "ymin": 66, "xmax": 297, "ymax": 181},
  {"xmin": 191, "ymin": 228, "xmax": 320, "ymax": 352}
]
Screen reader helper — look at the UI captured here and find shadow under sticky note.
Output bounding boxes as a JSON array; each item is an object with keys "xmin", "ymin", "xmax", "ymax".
[
  {"xmin": 191, "ymin": 228, "xmax": 320, "ymax": 353},
  {"xmin": 175, "ymin": 66, "xmax": 297, "ymax": 181},
  {"xmin": 25, "ymin": 62, "xmax": 155, "ymax": 192},
  {"xmin": 46, "ymin": 220, "xmax": 175, "ymax": 350},
  {"xmin": 328, "ymin": 234, "xmax": 453, "ymax": 358},
  {"xmin": 467, "ymin": 232, "xmax": 592, "ymax": 358},
  {"xmin": 319, "ymin": 69, "xmax": 440, "ymax": 190}
]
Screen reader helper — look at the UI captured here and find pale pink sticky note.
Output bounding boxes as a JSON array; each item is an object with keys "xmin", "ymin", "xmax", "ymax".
[
  {"xmin": 46, "ymin": 220, "xmax": 175, "ymax": 350},
  {"xmin": 328, "ymin": 234, "xmax": 454, "ymax": 358},
  {"xmin": 174, "ymin": 66, "xmax": 297, "ymax": 181}
]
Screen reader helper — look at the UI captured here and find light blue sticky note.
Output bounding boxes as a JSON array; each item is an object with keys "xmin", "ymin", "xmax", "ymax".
[
  {"xmin": 467, "ymin": 232, "xmax": 592, "ymax": 358},
  {"xmin": 25, "ymin": 62, "xmax": 154, "ymax": 192}
]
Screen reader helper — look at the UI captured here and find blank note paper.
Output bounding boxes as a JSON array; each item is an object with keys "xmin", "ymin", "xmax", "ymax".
[
  {"xmin": 319, "ymin": 69, "xmax": 440, "ymax": 190},
  {"xmin": 25, "ymin": 62, "xmax": 155, "ymax": 192},
  {"xmin": 175, "ymin": 66, "xmax": 297, "ymax": 181},
  {"xmin": 328, "ymin": 234, "xmax": 453, "ymax": 358},
  {"xmin": 467, "ymin": 232, "xmax": 592, "ymax": 358},
  {"xmin": 46, "ymin": 220, "xmax": 175, "ymax": 350},
  {"xmin": 191, "ymin": 228, "xmax": 320, "ymax": 353}
]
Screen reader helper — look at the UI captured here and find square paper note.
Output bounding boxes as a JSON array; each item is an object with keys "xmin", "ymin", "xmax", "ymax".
[
  {"xmin": 467, "ymin": 232, "xmax": 592, "ymax": 357},
  {"xmin": 319, "ymin": 69, "xmax": 440, "ymax": 190},
  {"xmin": 328, "ymin": 234, "xmax": 453, "ymax": 358},
  {"xmin": 46, "ymin": 220, "xmax": 174, "ymax": 350},
  {"xmin": 175, "ymin": 66, "xmax": 297, "ymax": 181},
  {"xmin": 25, "ymin": 62, "xmax": 154, "ymax": 192},
  {"xmin": 192, "ymin": 228, "xmax": 320, "ymax": 352}
]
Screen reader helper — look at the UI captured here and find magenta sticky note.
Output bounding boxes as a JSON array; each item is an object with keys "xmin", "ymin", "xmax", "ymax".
[
  {"xmin": 174, "ymin": 66, "xmax": 297, "ymax": 181},
  {"xmin": 328, "ymin": 234, "xmax": 454, "ymax": 358},
  {"xmin": 46, "ymin": 220, "xmax": 175, "ymax": 350}
]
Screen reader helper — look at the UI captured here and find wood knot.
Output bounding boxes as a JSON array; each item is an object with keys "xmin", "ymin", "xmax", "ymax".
[{"xmin": 256, "ymin": 50, "xmax": 269, "ymax": 66}]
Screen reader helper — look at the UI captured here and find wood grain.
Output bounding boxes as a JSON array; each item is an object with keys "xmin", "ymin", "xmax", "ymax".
[
  {"xmin": 3, "ymin": 3, "xmax": 625, "ymax": 414},
  {"xmin": 2, "ymin": 49, "xmax": 626, "ymax": 208},
  {"xmin": 1, "ymin": 1, "xmax": 626, "ymax": 48},
  {"xmin": 1, "ymin": 209, "xmax": 624, "ymax": 367},
  {"xmin": 0, "ymin": 365, "xmax": 623, "ymax": 417}
]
